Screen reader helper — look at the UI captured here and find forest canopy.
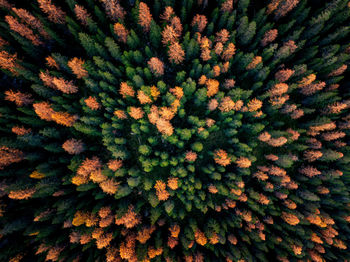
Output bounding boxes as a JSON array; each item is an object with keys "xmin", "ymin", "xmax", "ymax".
[{"xmin": 0, "ymin": 0, "xmax": 350, "ymax": 261}]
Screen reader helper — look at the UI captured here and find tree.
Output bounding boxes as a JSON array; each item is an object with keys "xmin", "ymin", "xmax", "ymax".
[
  {"xmin": 4, "ymin": 90, "xmax": 33, "ymax": 106},
  {"xmin": 148, "ymin": 57, "xmax": 164, "ymax": 77},
  {"xmin": 68, "ymin": 57, "xmax": 88, "ymax": 78},
  {"xmin": 114, "ymin": 23, "xmax": 129, "ymax": 43},
  {"xmin": 138, "ymin": 2, "xmax": 152, "ymax": 32},
  {"xmin": 5, "ymin": 15, "xmax": 42, "ymax": 46},
  {"xmin": 168, "ymin": 42, "xmax": 185, "ymax": 64},
  {"xmin": 37, "ymin": 0, "xmax": 66, "ymax": 24},
  {"xmin": 0, "ymin": 146, "xmax": 24, "ymax": 169}
]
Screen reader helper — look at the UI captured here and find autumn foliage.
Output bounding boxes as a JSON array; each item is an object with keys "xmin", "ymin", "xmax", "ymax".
[{"xmin": 0, "ymin": 1, "xmax": 350, "ymax": 262}]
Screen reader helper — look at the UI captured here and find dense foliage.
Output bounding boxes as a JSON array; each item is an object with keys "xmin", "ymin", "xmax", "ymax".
[{"xmin": 1, "ymin": 0, "xmax": 350, "ymax": 261}]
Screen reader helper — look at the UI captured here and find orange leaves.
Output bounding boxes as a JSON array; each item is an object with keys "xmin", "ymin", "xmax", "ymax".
[
  {"xmin": 308, "ymin": 122, "xmax": 336, "ymax": 136},
  {"xmin": 194, "ymin": 229, "xmax": 207, "ymax": 246},
  {"xmin": 113, "ymin": 23, "xmax": 128, "ymax": 43},
  {"xmin": 323, "ymin": 102, "xmax": 347, "ymax": 115},
  {"xmin": 247, "ymin": 98, "xmax": 263, "ymax": 112},
  {"xmin": 147, "ymin": 246, "xmax": 163, "ymax": 259},
  {"xmin": 162, "ymin": 25, "xmax": 180, "ymax": 45},
  {"xmin": 304, "ymin": 150, "xmax": 323, "ymax": 162},
  {"xmin": 5, "ymin": 15, "xmax": 42, "ymax": 46},
  {"xmin": 261, "ymin": 29, "xmax": 278, "ymax": 46},
  {"xmin": 119, "ymin": 236, "xmax": 136, "ymax": 260},
  {"xmin": 167, "ymin": 177, "xmax": 179, "ymax": 190},
  {"xmin": 72, "ymin": 210, "xmax": 88, "ymax": 226},
  {"xmin": 155, "ymin": 117, "xmax": 174, "ymax": 136},
  {"xmin": 137, "ymin": 226, "xmax": 156, "ymax": 244},
  {"xmin": 148, "ymin": 57, "xmax": 164, "ymax": 77},
  {"xmin": 52, "ymin": 77, "xmax": 78, "ymax": 94},
  {"xmin": 191, "ymin": 14, "xmax": 207, "ymax": 32},
  {"xmin": 169, "ymin": 224, "xmax": 180, "ymax": 238},
  {"xmin": 221, "ymin": 43, "xmax": 236, "ymax": 61},
  {"xmin": 119, "ymin": 82, "xmax": 135, "ymax": 98},
  {"xmin": 328, "ymin": 64, "xmax": 347, "ymax": 77},
  {"xmin": 0, "ymin": 146, "xmax": 24, "ymax": 170},
  {"xmin": 333, "ymin": 239, "xmax": 347, "ymax": 250},
  {"xmin": 168, "ymin": 42, "xmax": 185, "ymax": 64},
  {"xmin": 208, "ymin": 184, "xmax": 218, "ymax": 194},
  {"xmin": 306, "ymin": 214, "xmax": 327, "ymax": 228},
  {"xmin": 159, "ymin": 106, "xmax": 176, "ymax": 120},
  {"xmin": 68, "ymin": 57, "xmax": 88, "ymax": 79},
  {"xmin": 185, "ymin": 151, "xmax": 197, "ymax": 162},
  {"xmin": 46, "ymin": 56, "xmax": 59, "ymax": 69},
  {"xmin": 221, "ymin": 0, "xmax": 233, "ymax": 12},
  {"xmin": 0, "ymin": 51, "xmax": 20, "ymax": 75},
  {"xmin": 115, "ymin": 205, "xmax": 141, "ymax": 228},
  {"xmin": 209, "ymin": 232, "xmax": 219, "ymax": 245},
  {"xmin": 138, "ymin": 2, "xmax": 152, "ymax": 32},
  {"xmin": 198, "ymin": 75, "xmax": 207, "ymax": 85},
  {"xmin": 114, "ymin": 109, "xmax": 127, "ymax": 120},
  {"xmin": 281, "ymin": 212, "xmax": 300, "ymax": 226},
  {"xmin": 264, "ymin": 136, "xmax": 288, "ymax": 147},
  {"xmin": 39, "ymin": 70, "xmax": 55, "ymax": 88},
  {"xmin": 213, "ymin": 149, "xmax": 231, "ymax": 166},
  {"xmin": 62, "ymin": 139, "xmax": 84, "ymax": 155},
  {"xmin": 5, "ymin": 90, "xmax": 33, "ymax": 106},
  {"xmin": 275, "ymin": 68, "xmax": 294, "ymax": 82},
  {"xmin": 107, "ymin": 159, "xmax": 123, "ymax": 171},
  {"xmin": 246, "ymin": 56, "xmax": 262, "ymax": 70},
  {"xmin": 235, "ymin": 157, "xmax": 251, "ymax": 168},
  {"xmin": 154, "ymin": 180, "xmax": 170, "ymax": 201},
  {"xmin": 269, "ymin": 83, "xmax": 289, "ymax": 96},
  {"xmin": 99, "ymin": 179, "xmax": 119, "ymax": 195},
  {"xmin": 160, "ymin": 6, "xmax": 175, "ymax": 21},
  {"xmin": 12, "ymin": 8, "xmax": 49, "ymax": 39},
  {"xmin": 300, "ymin": 81, "xmax": 325, "ymax": 96},
  {"xmin": 0, "ymin": 0, "xmax": 12, "ymax": 9},
  {"xmin": 12, "ymin": 126, "xmax": 31, "ymax": 136},
  {"xmin": 321, "ymin": 131, "xmax": 346, "ymax": 141},
  {"xmin": 269, "ymin": 95, "xmax": 289, "ymax": 106},
  {"xmin": 8, "ymin": 188, "xmax": 36, "ymax": 200},
  {"xmin": 292, "ymin": 244, "xmax": 302, "ymax": 255},
  {"xmin": 89, "ymin": 170, "xmax": 107, "ymax": 184},
  {"xmin": 101, "ymin": 0, "xmax": 125, "ymax": 21},
  {"xmin": 77, "ymin": 156, "xmax": 102, "ymax": 178},
  {"xmin": 215, "ymin": 29, "xmax": 230, "ymax": 44},
  {"xmin": 298, "ymin": 74, "xmax": 316, "ymax": 88},
  {"xmin": 150, "ymin": 85, "xmax": 160, "ymax": 100},
  {"xmin": 148, "ymin": 105, "xmax": 174, "ymax": 136},
  {"xmin": 206, "ymin": 118, "xmax": 215, "ymax": 127},
  {"xmin": 74, "ymin": 5, "xmax": 90, "ymax": 26},
  {"xmin": 37, "ymin": 0, "xmax": 66, "ymax": 24},
  {"xmin": 171, "ymin": 16, "xmax": 182, "ymax": 36},
  {"xmin": 170, "ymin": 86, "xmax": 184, "ymax": 99},
  {"xmin": 277, "ymin": 40, "xmax": 298, "ymax": 58},
  {"xmin": 206, "ymin": 79, "xmax": 219, "ymax": 97},
  {"xmin": 208, "ymin": 99, "xmax": 219, "ymax": 111},
  {"xmin": 219, "ymin": 97, "xmax": 236, "ymax": 112},
  {"xmin": 33, "ymin": 102, "xmax": 55, "ymax": 121},
  {"xmin": 284, "ymin": 199, "xmax": 297, "ymax": 210},
  {"xmin": 51, "ymin": 112, "xmax": 77, "ymax": 127},
  {"xmin": 274, "ymin": 0, "xmax": 300, "ymax": 19},
  {"xmin": 200, "ymin": 36, "xmax": 212, "ymax": 61},
  {"xmin": 137, "ymin": 90, "xmax": 152, "ymax": 104},
  {"xmin": 74, "ymin": 156, "xmax": 102, "ymax": 185},
  {"xmin": 299, "ymin": 165, "xmax": 321, "ymax": 178},
  {"xmin": 84, "ymin": 96, "xmax": 100, "ymax": 110},
  {"xmin": 128, "ymin": 107, "xmax": 144, "ymax": 120}
]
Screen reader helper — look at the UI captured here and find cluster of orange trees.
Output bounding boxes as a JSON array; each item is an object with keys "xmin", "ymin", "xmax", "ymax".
[{"xmin": 0, "ymin": 0, "xmax": 350, "ymax": 261}]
